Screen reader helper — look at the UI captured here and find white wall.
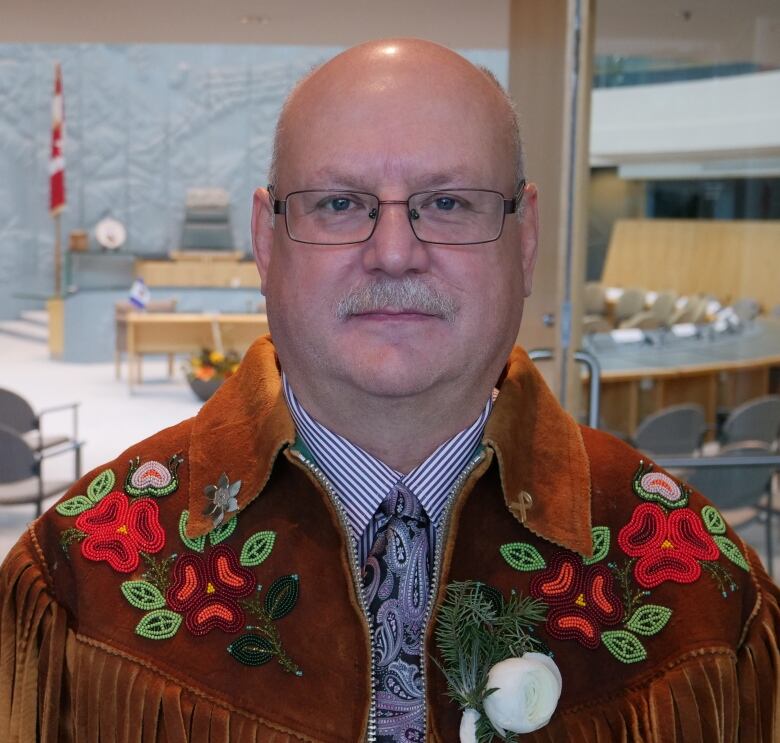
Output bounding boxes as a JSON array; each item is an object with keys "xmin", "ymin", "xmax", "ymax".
[{"xmin": 590, "ymin": 70, "xmax": 780, "ymax": 167}]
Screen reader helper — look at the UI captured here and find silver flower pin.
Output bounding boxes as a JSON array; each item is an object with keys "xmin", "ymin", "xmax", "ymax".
[{"xmin": 203, "ymin": 473, "xmax": 241, "ymax": 527}]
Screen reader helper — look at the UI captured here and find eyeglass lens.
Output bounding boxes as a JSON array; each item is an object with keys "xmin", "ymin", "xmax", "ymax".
[{"xmin": 284, "ymin": 190, "xmax": 507, "ymax": 245}]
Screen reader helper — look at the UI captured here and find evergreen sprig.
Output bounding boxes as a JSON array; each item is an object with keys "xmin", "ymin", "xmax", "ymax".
[{"xmin": 433, "ymin": 580, "xmax": 547, "ymax": 741}]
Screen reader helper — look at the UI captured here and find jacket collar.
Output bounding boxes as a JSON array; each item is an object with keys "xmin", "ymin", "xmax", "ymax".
[
  {"xmin": 482, "ymin": 346, "xmax": 593, "ymax": 558},
  {"xmin": 185, "ymin": 337, "xmax": 295, "ymax": 538},
  {"xmin": 185, "ymin": 338, "xmax": 593, "ymax": 558}
]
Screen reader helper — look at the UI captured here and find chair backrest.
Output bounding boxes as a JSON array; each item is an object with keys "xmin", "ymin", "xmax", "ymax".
[
  {"xmin": 0, "ymin": 425, "xmax": 37, "ymax": 483},
  {"xmin": 614, "ymin": 289, "xmax": 645, "ymax": 322},
  {"xmin": 0, "ymin": 388, "xmax": 37, "ymax": 435},
  {"xmin": 584, "ymin": 282, "xmax": 607, "ymax": 315},
  {"xmin": 686, "ymin": 441, "xmax": 776, "ymax": 511},
  {"xmin": 733, "ymin": 297, "xmax": 761, "ymax": 323},
  {"xmin": 650, "ymin": 291, "xmax": 677, "ymax": 323},
  {"xmin": 670, "ymin": 295, "xmax": 697, "ymax": 324},
  {"xmin": 633, "ymin": 404, "xmax": 706, "ymax": 456},
  {"xmin": 620, "ymin": 310, "xmax": 660, "ymax": 330},
  {"xmin": 721, "ymin": 395, "xmax": 780, "ymax": 446}
]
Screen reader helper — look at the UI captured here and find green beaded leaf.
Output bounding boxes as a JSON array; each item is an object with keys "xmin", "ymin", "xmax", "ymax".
[
  {"xmin": 601, "ymin": 630, "xmax": 647, "ymax": 664},
  {"xmin": 121, "ymin": 580, "xmax": 166, "ymax": 610},
  {"xmin": 264, "ymin": 574, "xmax": 300, "ymax": 620},
  {"xmin": 55, "ymin": 495, "xmax": 94, "ymax": 517},
  {"xmin": 701, "ymin": 505, "xmax": 727, "ymax": 535},
  {"xmin": 626, "ymin": 604, "xmax": 672, "ymax": 636},
  {"xmin": 240, "ymin": 531, "xmax": 276, "ymax": 567},
  {"xmin": 209, "ymin": 516, "xmax": 237, "ymax": 546},
  {"xmin": 583, "ymin": 526, "xmax": 611, "ymax": 565},
  {"xmin": 228, "ymin": 634, "xmax": 275, "ymax": 666},
  {"xmin": 178, "ymin": 511, "xmax": 206, "ymax": 553},
  {"xmin": 87, "ymin": 468, "xmax": 116, "ymax": 503},
  {"xmin": 499, "ymin": 542, "xmax": 546, "ymax": 572},
  {"xmin": 714, "ymin": 536, "xmax": 750, "ymax": 571},
  {"xmin": 135, "ymin": 610, "xmax": 182, "ymax": 640}
]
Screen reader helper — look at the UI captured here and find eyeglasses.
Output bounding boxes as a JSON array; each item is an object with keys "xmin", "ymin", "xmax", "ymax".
[{"xmin": 268, "ymin": 181, "xmax": 526, "ymax": 246}]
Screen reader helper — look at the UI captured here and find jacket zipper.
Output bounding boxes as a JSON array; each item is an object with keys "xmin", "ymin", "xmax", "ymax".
[
  {"xmin": 290, "ymin": 446, "xmax": 487, "ymax": 742},
  {"xmin": 420, "ymin": 449, "xmax": 486, "ymax": 741},
  {"xmin": 289, "ymin": 448, "xmax": 378, "ymax": 742}
]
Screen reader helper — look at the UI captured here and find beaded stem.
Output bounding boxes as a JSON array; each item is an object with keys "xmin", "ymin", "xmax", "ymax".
[{"xmin": 241, "ymin": 591, "xmax": 302, "ymax": 676}]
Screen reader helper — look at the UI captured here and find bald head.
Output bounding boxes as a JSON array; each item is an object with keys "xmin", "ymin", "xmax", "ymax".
[{"xmin": 268, "ymin": 39, "xmax": 524, "ymax": 196}]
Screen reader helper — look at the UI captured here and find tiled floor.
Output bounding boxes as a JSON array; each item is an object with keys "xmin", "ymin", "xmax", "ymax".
[{"xmin": 1, "ymin": 329, "xmax": 778, "ymax": 581}]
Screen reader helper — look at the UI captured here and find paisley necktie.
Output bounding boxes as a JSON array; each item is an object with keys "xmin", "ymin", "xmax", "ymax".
[{"xmin": 362, "ymin": 483, "xmax": 430, "ymax": 742}]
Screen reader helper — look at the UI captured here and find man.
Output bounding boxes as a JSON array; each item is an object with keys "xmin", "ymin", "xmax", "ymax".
[{"xmin": 1, "ymin": 39, "xmax": 778, "ymax": 743}]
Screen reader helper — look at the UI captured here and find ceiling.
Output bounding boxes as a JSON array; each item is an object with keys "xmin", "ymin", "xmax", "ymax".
[{"xmin": 1, "ymin": 0, "xmax": 778, "ymax": 66}]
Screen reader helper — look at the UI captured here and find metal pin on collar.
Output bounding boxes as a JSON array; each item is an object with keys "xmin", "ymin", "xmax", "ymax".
[{"xmin": 509, "ymin": 490, "xmax": 533, "ymax": 522}]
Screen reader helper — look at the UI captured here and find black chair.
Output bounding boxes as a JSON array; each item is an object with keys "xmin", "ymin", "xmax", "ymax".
[
  {"xmin": 0, "ymin": 388, "xmax": 82, "ymax": 476},
  {"xmin": 720, "ymin": 395, "xmax": 780, "ymax": 449},
  {"xmin": 0, "ymin": 426, "xmax": 77, "ymax": 517},
  {"xmin": 632, "ymin": 404, "xmax": 707, "ymax": 457},
  {"xmin": 686, "ymin": 441, "xmax": 777, "ymax": 576}
]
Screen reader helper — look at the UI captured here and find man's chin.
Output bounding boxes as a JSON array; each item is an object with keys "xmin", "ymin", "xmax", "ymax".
[{"xmin": 337, "ymin": 356, "xmax": 446, "ymax": 400}]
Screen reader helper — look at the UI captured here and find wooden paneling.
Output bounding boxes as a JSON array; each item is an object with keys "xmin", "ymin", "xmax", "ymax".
[
  {"xmin": 602, "ymin": 219, "xmax": 780, "ymax": 310},
  {"xmin": 136, "ymin": 260, "xmax": 261, "ymax": 288}
]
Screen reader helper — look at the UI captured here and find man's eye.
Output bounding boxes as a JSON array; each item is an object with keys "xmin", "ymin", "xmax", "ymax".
[
  {"xmin": 329, "ymin": 197, "xmax": 352, "ymax": 211},
  {"xmin": 434, "ymin": 196, "xmax": 457, "ymax": 211}
]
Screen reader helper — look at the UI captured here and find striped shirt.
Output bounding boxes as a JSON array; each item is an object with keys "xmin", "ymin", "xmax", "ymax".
[{"xmin": 282, "ymin": 373, "xmax": 493, "ymax": 565}]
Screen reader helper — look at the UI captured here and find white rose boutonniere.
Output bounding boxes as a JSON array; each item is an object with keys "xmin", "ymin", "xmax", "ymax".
[
  {"xmin": 433, "ymin": 581, "xmax": 557, "ymax": 742},
  {"xmin": 482, "ymin": 653, "xmax": 562, "ymax": 735}
]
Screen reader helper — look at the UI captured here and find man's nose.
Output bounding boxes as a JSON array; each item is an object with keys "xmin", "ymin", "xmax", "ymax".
[{"xmin": 361, "ymin": 202, "xmax": 431, "ymax": 277}]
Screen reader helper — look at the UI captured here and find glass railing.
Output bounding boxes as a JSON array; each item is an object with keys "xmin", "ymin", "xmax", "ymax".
[{"xmin": 594, "ymin": 57, "xmax": 774, "ymax": 88}]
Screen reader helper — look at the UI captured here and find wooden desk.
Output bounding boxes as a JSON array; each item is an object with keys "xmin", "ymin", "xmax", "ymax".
[
  {"xmin": 124, "ymin": 313, "xmax": 269, "ymax": 389},
  {"xmin": 584, "ymin": 319, "xmax": 780, "ymax": 435}
]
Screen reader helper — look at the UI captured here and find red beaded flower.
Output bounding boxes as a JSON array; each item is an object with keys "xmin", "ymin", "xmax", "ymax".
[
  {"xmin": 530, "ymin": 553, "xmax": 623, "ymax": 649},
  {"xmin": 166, "ymin": 545, "xmax": 255, "ymax": 635},
  {"xmin": 75, "ymin": 491, "xmax": 165, "ymax": 573},
  {"xmin": 618, "ymin": 503, "xmax": 719, "ymax": 588}
]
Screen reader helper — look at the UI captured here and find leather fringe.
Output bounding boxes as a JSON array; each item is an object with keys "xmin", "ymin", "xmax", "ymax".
[
  {"xmin": 0, "ymin": 532, "xmax": 305, "ymax": 742},
  {"xmin": 520, "ymin": 553, "xmax": 780, "ymax": 743}
]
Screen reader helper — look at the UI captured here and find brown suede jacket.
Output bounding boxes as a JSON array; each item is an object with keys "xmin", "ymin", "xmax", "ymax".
[{"xmin": 1, "ymin": 337, "xmax": 778, "ymax": 742}]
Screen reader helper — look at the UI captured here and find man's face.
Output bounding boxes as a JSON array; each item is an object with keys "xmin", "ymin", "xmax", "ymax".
[{"xmin": 253, "ymin": 48, "xmax": 538, "ymax": 406}]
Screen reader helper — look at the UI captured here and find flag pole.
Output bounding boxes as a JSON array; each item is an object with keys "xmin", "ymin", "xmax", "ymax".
[{"xmin": 54, "ymin": 212, "xmax": 62, "ymax": 296}]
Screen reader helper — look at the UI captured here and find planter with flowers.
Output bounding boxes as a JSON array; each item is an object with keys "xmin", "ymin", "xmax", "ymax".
[{"xmin": 185, "ymin": 349, "xmax": 241, "ymax": 402}]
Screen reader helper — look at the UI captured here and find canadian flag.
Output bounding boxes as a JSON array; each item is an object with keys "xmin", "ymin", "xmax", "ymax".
[{"xmin": 49, "ymin": 63, "xmax": 66, "ymax": 216}]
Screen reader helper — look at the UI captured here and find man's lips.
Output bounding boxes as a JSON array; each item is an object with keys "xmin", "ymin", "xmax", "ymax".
[{"xmin": 351, "ymin": 308, "xmax": 439, "ymax": 319}]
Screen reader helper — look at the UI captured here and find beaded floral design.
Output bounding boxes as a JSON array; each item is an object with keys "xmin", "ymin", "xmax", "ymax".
[
  {"xmin": 166, "ymin": 545, "xmax": 255, "ymax": 634},
  {"xmin": 620, "ymin": 460, "xmax": 751, "ymax": 589},
  {"xmin": 125, "ymin": 454, "xmax": 184, "ymax": 498},
  {"xmin": 618, "ymin": 503, "xmax": 719, "ymax": 587},
  {"xmin": 58, "ymin": 466, "xmax": 166, "ymax": 573},
  {"xmin": 500, "ymin": 461, "xmax": 751, "ymax": 664},
  {"xmin": 120, "ymin": 506, "xmax": 301, "ymax": 675},
  {"xmin": 73, "ymin": 491, "xmax": 165, "ymax": 572},
  {"xmin": 529, "ymin": 554, "xmax": 623, "ymax": 650}
]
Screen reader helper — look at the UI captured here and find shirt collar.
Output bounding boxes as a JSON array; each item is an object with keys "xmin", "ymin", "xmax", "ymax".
[
  {"xmin": 281, "ymin": 372, "xmax": 492, "ymax": 537},
  {"xmin": 184, "ymin": 337, "xmax": 593, "ymax": 559}
]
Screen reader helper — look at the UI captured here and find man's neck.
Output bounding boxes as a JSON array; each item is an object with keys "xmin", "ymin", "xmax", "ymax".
[{"xmin": 285, "ymin": 377, "xmax": 495, "ymax": 473}]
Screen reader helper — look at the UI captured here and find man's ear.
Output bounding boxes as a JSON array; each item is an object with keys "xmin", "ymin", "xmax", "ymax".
[
  {"xmin": 251, "ymin": 187, "xmax": 274, "ymax": 295},
  {"xmin": 518, "ymin": 182, "xmax": 539, "ymax": 297}
]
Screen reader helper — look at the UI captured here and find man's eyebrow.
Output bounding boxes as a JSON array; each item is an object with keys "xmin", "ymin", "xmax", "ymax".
[{"xmin": 301, "ymin": 168, "xmax": 478, "ymax": 192}]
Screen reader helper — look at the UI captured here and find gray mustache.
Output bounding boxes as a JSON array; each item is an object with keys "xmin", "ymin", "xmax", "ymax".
[{"xmin": 336, "ymin": 278, "xmax": 458, "ymax": 322}]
